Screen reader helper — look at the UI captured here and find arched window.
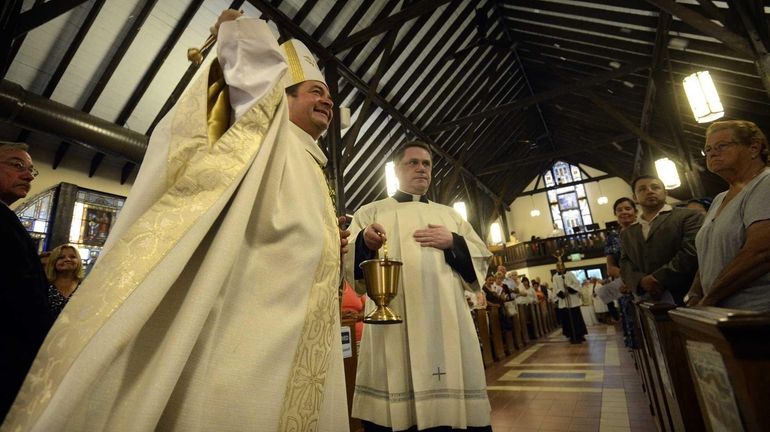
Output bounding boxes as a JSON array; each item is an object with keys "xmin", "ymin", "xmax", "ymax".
[{"xmin": 543, "ymin": 161, "xmax": 593, "ymax": 235}]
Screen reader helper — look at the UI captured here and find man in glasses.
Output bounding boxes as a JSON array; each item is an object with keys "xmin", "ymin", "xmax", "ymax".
[{"xmin": 0, "ymin": 141, "xmax": 52, "ymax": 423}]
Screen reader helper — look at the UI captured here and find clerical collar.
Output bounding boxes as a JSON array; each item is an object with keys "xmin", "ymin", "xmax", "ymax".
[{"xmin": 393, "ymin": 190, "xmax": 428, "ymax": 204}]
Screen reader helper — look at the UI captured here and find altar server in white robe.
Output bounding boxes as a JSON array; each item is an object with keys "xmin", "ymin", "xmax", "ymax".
[
  {"xmin": 552, "ymin": 262, "xmax": 588, "ymax": 344},
  {"xmin": 345, "ymin": 141, "xmax": 492, "ymax": 431},
  {"xmin": 2, "ymin": 10, "xmax": 349, "ymax": 432}
]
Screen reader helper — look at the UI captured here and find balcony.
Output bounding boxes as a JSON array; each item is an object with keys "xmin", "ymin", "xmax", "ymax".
[{"xmin": 490, "ymin": 229, "xmax": 610, "ymax": 270}]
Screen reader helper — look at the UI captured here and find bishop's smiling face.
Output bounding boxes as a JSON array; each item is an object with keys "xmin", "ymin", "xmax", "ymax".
[
  {"xmin": 395, "ymin": 146, "xmax": 432, "ymax": 195},
  {"xmin": 287, "ymin": 80, "xmax": 333, "ymax": 140}
]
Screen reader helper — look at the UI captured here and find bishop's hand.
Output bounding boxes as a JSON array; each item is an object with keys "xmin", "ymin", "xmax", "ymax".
[
  {"xmin": 364, "ymin": 223, "xmax": 387, "ymax": 251},
  {"xmin": 212, "ymin": 9, "xmax": 243, "ymax": 35},
  {"xmin": 338, "ymin": 216, "xmax": 351, "ymax": 256}
]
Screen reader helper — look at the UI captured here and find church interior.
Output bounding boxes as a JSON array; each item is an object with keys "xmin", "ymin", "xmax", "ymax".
[{"xmin": 2, "ymin": 0, "xmax": 769, "ymax": 431}]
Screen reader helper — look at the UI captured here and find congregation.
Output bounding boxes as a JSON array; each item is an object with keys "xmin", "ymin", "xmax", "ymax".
[{"xmin": 2, "ymin": 8, "xmax": 770, "ymax": 432}]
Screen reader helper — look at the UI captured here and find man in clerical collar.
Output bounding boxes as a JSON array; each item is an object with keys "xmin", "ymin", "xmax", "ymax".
[
  {"xmin": 620, "ymin": 175, "xmax": 703, "ymax": 305},
  {"xmin": 345, "ymin": 140, "xmax": 492, "ymax": 432}
]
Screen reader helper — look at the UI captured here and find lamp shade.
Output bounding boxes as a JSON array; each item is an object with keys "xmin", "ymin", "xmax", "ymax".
[
  {"xmin": 683, "ymin": 71, "xmax": 724, "ymax": 123},
  {"xmin": 655, "ymin": 158, "xmax": 681, "ymax": 189}
]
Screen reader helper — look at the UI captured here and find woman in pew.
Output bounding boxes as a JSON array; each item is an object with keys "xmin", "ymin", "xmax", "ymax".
[
  {"xmin": 685, "ymin": 120, "xmax": 770, "ymax": 311},
  {"xmin": 602, "ymin": 197, "xmax": 639, "ymax": 348},
  {"xmin": 45, "ymin": 244, "xmax": 85, "ymax": 318}
]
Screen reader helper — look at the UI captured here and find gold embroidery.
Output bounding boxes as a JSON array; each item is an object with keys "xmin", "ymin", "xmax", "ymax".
[
  {"xmin": 282, "ymin": 41, "xmax": 305, "ymax": 86},
  {"xmin": 278, "ymin": 161, "xmax": 340, "ymax": 431},
  {"xmin": 3, "ymin": 62, "xmax": 283, "ymax": 429}
]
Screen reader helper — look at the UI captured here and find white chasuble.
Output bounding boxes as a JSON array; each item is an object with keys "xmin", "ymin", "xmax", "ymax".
[
  {"xmin": 345, "ymin": 198, "xmax": 491, "ymax": 430},
  {"xmin": 3, "ymin": 21, "xmax": 348, "ymax": 432}
]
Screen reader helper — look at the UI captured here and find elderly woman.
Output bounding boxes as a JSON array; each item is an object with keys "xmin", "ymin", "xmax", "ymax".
[
  {"xmin": 45, "ymin": 244, "xmax": 84, "ymax": 317},
  {"xmin": 685, "ymin": 120, "xmax": 770, "ymax": 311}
]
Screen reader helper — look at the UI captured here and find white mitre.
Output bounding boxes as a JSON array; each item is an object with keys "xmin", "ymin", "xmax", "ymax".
[{"xmin": 279, "ymin": 39, "xmax": 327, "ymax": 88}]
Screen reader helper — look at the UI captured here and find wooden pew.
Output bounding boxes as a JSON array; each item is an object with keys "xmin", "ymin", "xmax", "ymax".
[
  {"xmin": 538, "ymin": 301, "xmax": 550, "ymax": 334},
  {"xmin": 530, "ymin": 303, "xmax": 543, "ymax": 339},
  {"xmin": 341, "ymin": 318, "xmax": 362, "ymax": 432},
  {"xmin": 639, "ymin": 302, "xmax": 705, "ymax": 431},
  {"xmin": 634, "ymin": 302, "xmax": 671, "ymax": 432},
  {"xmin": 517, "ymin": 304, "xmax": 530, "ymax": 346},
  {"xmin": 547, "ymin": 301, "xmax": 558, "ymax": 331},
  {"xmin": 473, "ymin": 308, "xmax": 494, "ymax": 367},
  {"xmin": 488, "ymin": 304, "xmax": 506, "ymax": 360},
  {"xmin": 509, "ymin": 307, "xmax": 524, "ymax": 350},
  {"xmin": 669, "ymin": 307, "xmax": 770, "ymax": 432}
]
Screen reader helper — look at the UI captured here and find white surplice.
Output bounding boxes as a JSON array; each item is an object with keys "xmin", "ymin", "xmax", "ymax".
[
  {"xmin": 3, "ymin": 18, "xmax": 348, "ymax": 432},
  {"xmin": 345, "ymin": 198, "xmax": 491, "ymax": 430}
]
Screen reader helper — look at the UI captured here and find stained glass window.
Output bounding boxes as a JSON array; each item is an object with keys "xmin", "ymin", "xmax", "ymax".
[
  {"xmin": 543, "ymin": 162, "xmax": 594, "ymax": 235},
  {"xmin": 14, "ymin": 186, "xmax": 56, "ymax": 252},
  {"xmin": 68, "ymin": 189, "xmax": 125, "ymax": 269}
]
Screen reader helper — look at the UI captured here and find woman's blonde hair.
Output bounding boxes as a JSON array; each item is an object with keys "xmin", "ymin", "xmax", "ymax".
[{"xmin": 45, "ymin": 244, "xmax": 85, "ymax": 282}]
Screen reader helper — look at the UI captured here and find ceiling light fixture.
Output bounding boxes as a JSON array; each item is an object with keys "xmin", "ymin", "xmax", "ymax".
[
  {"xmin": 683, "ymin": 71, "xmax": 724, "ymax": 123},
  {"xmin": 655, "ymin": 158, "xmax": 681, "ymax": 189},
  {"xmin": 596, "ymin": 181, "xmax": 608, "ymax": 205},
  {"xmin": 529, "ymin": 195, "xmax": 540, "ymax": 217}
]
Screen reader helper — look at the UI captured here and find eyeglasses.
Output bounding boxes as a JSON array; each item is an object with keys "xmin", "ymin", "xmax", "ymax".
[
  {"xmin": 0, "ymin": 159, "xmax": 39, "ymax": 177},
  {"xmin": 703, "ymin": 141, "xmax": 738, "ymax": 156}
]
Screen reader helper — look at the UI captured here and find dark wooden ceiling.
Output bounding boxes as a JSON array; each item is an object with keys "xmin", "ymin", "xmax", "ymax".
[{"xmin": 2, "ymin": 0, "xmax": 769, "ymax": 231}]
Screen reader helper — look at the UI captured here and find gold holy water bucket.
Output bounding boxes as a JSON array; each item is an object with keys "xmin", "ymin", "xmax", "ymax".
[{"xmin": 359, "ymin": 258, "xmax": 403, "ymax": 324}]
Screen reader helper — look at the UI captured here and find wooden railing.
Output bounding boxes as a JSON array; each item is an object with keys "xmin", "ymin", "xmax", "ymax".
[{"xmin": 490, "ymin": 229, "xmax": 611, "ymax": 269}]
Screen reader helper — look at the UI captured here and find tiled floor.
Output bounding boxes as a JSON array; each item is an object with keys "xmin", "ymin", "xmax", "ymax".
[{"xmin": 485, "ymin": 325, "xmax": 658, "ymax": 432}]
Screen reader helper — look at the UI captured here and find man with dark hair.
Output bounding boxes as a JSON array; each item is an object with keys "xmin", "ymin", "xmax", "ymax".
[
  {"xmin": 4, "ymin": 10, "xmax": 349, "ymax": 431},
  {"xmin": 345, "ymin": 140, "xmax": 492, "ymax": 431},
  {"xmin": 0, "ymin": 141, "xmax": 52, "ymax": 422},
  {"xmin": 620, "ymin": 175, "xmax": 703, "ymax": 305}
]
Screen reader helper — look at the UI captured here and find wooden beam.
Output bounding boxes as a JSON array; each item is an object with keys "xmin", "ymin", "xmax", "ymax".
[
  {"xmin": 730, "ymin": 0, "xmax": 770, "ymax": 99},
  {"xmin": 695, "ymin": 0, "xmax": 726, "ymax": 23},
  {"xmin": 478, "ymin": 133, "xmax": 635, "ymax": 176},
  {"xmin": 248, "ymin": 0, "xmax": 503, "ymax": 203},
  {"xmin": 14, "ymin": 0, "xmax": 91, "ymax": 36},
  {"xmin": 115, "ymin": 0, "xmax": 205, "ymax": 126},
  {"xmin": 325, "ymin": 64, "xmax": 345, "ymax": 215},
  {"xmin": 120, "ymin": 162, "xmax": 135, "ymax": 185},
  {"xmin": 88, "ymin": 152, "xmax": 105, "ymax": 177},
  {"xmin": 342, "ymin": 29, "xmax": 397, "ymax": 165},
  {"xmin": 329, "ymin": 0, "xmax": 453, "ymax": 53},
  {"xmin": 579, "ymin": 90, "xmax": 678, "ymax": 162},
  {"xmin": 426, "ymin": 62, "xmax": 649, "ymax": 134},
  {"xmin": 518, "ymin": 175, "xmax": 614, "ymax": 197},
  {"xmin": 644, "ymin": 0, "xmax": 753, "ymax": 57},
  {"xmin": 0, "ymin": 0, "xmax": 23, "ymax": 78}
]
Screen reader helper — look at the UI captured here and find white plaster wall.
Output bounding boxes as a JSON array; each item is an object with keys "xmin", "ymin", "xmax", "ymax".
[
  {"xmin": 12, "ymin": 145, "xmax": 135, "ymax": 210},
  {"xmin": 504, "ymin": 175, "xmax": 632, "ymax": 242}
]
